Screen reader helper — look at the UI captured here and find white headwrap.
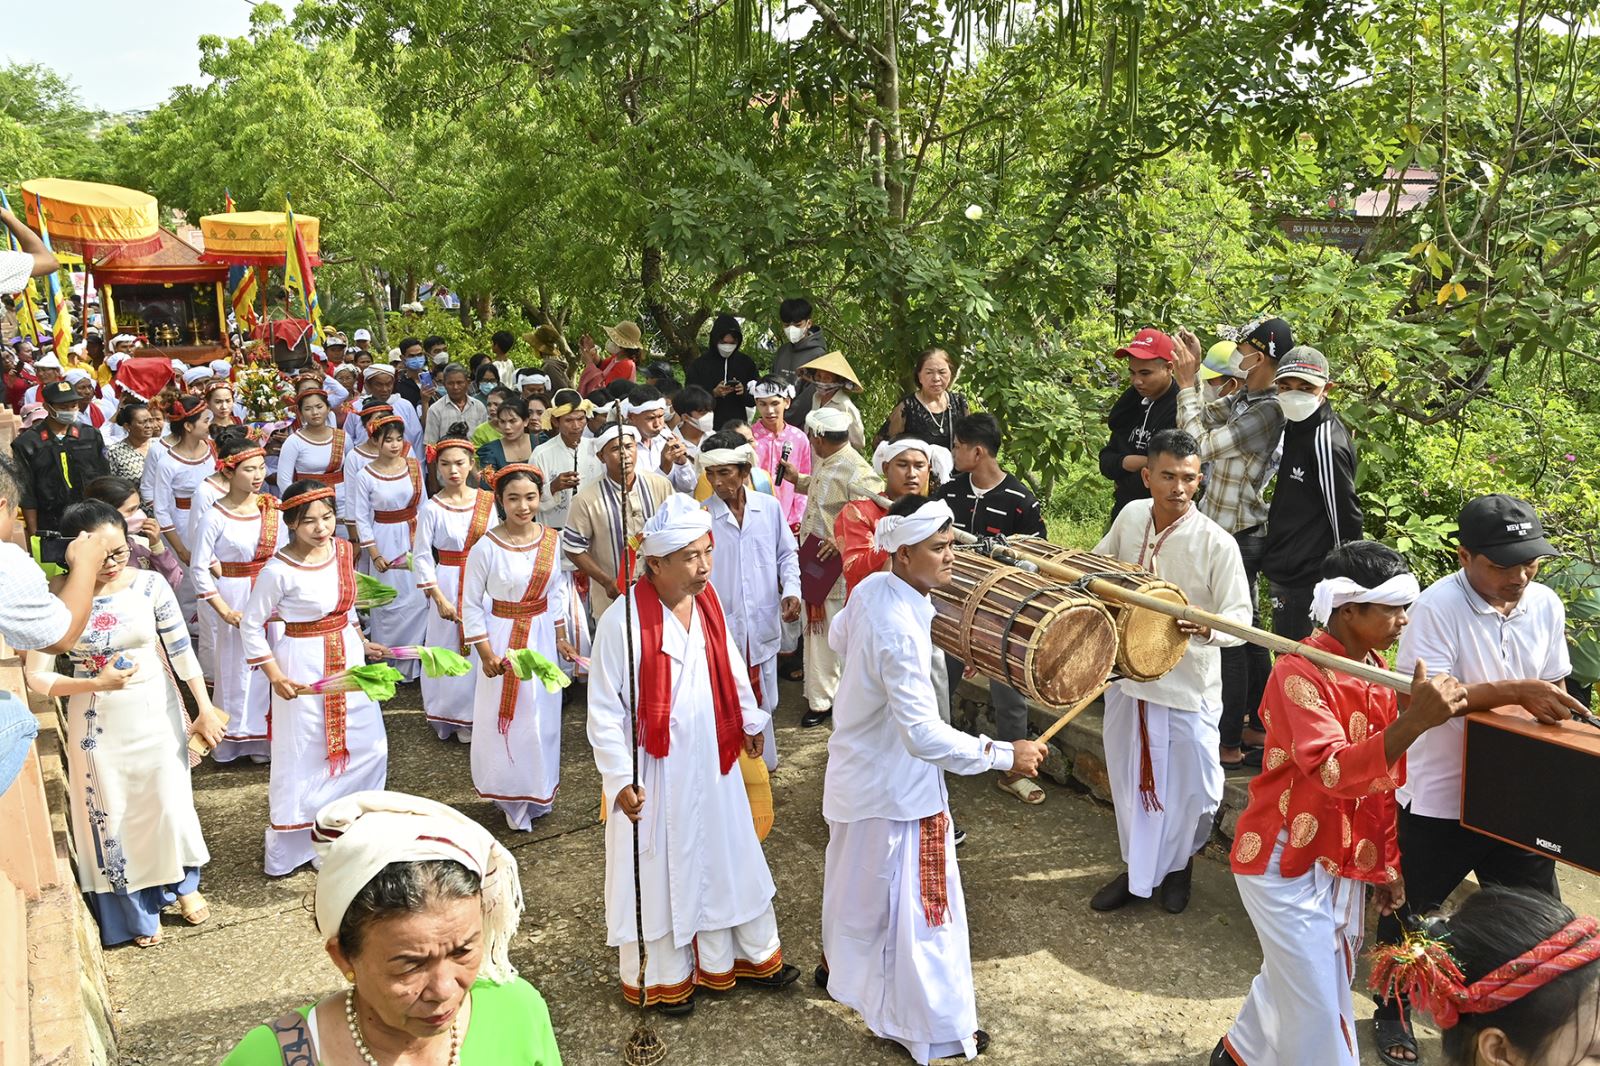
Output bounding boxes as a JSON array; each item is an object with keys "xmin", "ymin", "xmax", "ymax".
[
  {"xmin": 805, "ymin": 406, "xmax": 852, "ymax": 435},
  {"xmin": 639, "ymin": 493, "xmax": 713, "ymax": 558},
  {"xmin": 208, "ymin": 359, "xmax": 232, "ymax": 377},
  {"xmin": 312, "ymin": 790, "xmax": 523, "ymax": 986},
  {"xmin": 697, "ymin": 442, "xmax": 759, "ymax": 472},
  {"xmin": 872, "ymin": 438, "xmax": 954, "ymax": 484},
  {"xmin": 110, "ymin": 333, "xmax": 136, "ymax": 348},
  {"xmin": 749, "ymin": 379, "xmax": 793, "ymax": 401},
  {"xmin": 364, "ymin": 363, "xmax": 395, "ymax": 380},
  {"xmin": 591, "ymin": 422, "xmax": 642, "ymax": 452},
  {"xmin": 168, "ymin": 359, "xmax": 185, "ymax": 373},
  {"xmin": 589, "ymin": 400, "xmax": 619, "ymax": 420},
  {"xmin": 106, "ymin": 352, "xmax": 129, "ymax": 372},
  {"xmin": 623, "ymin": 397, "xmax": 667, "ymax": 417},
  {"xmin": 181, "ymin": 366, "xmax": 211, "ymax": 386},
  {"xmin": 516, "ymin": 370, "xmax": 552, "ymax": 390},
  {"xmin": 63, "ymin": 368, "xmax": 91, "ymax": 385},
  {"xmin": 1309, "ymin": 573, "xmax": 1421, "ymax": 625},
  {"xmin": 873, "ymin": 498, "xmax": 956, "ymax": 553}
]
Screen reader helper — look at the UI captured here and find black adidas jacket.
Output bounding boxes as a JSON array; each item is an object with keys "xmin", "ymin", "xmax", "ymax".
[{"xmin": 1262, "ymin": 403, "xmax": 1363, "ymax": 587}]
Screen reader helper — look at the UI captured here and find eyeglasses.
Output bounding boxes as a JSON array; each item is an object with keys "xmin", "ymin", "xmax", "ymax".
[{"xmin": 104, "ymin": 547, "xmax": 131, "ymax": 564}]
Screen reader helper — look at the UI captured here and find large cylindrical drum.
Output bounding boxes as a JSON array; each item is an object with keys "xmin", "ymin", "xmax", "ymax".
[
  {"xmin": 930, "ymin": 550, "xmax": 1118, "ymax": 709},
  {"xmin": 1005, "ymin": 539, "xmax": 1189, "ymax": 683}
]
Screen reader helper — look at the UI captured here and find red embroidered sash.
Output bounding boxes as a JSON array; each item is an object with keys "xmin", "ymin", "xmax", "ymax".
[
  {"xmin": 279, "ymin": 540, "xmax": 359, "ymax": 773},
  {"xmin": 371, "ymin": 459, "xmax": 423, "ymax": 538},
  {"xmin": 919, "ymin": 812, "xmax": 951, "ymax": 927},
  {"xmin": 635, "ymin": 578, "xmax": 745, "ymax": 775},
  {"xmin": 493, "ymin": 527, "xmax": 560, "ymax": 735},
  {"xmin": 297, "ymin": 429, "xmax": 347, "ymax": 486},
  {"xmin": 436, "ymin": 490, "xmax": 496, "ymax": 653}
]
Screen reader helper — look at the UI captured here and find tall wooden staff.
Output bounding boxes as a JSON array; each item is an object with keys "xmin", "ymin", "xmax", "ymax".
[{"xmin": 616, "ymin": 406, "xmax": 665, "ymax": 1065}]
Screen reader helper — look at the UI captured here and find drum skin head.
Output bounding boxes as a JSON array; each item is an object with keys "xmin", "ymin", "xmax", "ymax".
[{"xmin": 1116, "ymin": 586, "xmax": 1189, "ymax": 682}]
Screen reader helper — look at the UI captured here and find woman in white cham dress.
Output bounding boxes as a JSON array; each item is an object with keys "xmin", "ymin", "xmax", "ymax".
[
  {"xmin": 190, "ymin": 438, "xmax": 284, "ymax": 764},
  {"xmin": 461, "ymin": 464, "xmax": 579, "ymax": 830},
  {"xmin": 411, "ymin": 429, "xmax": 496, "ymax": 742},
  {"xmin": 276, "ymin": 387, "xmax": 348, "ymax": 516},
  {"xmin": 24, "ymin": 499, "xmax": 225, "ymax": 946},
  {"xmin": 348, "ymin": 414, "xmax": 429, "ymax": 681},
  {"xmin": 240, "ymin": 482, "xmax": 389, "ymax": 876},
  {"xmin": 184, "ymin": 429, "xmax": 245, "ymax": 683},
  {"xmin": 148, "ymin": 394, "xmax": 215, "ymax": 659},
  {"xmin": 340, "ymin": 401, "xmax": 391, "ymax": 569}
]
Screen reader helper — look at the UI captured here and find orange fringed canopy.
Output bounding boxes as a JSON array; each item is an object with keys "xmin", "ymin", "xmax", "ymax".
[
  {"xmin": 198, "ymin": 211, "xmax": 321, "ymax": 267},
  {"xmin": 21, "ymin": 178, "xmax": 162, "ymax": 259}
]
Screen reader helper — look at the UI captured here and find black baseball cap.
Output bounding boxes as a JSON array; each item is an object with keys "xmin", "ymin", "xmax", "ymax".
[
  {"xmin": 1458, "ymin": 494, "xmax": 1559, "ymax": 566},
  {"xmin": 40, "ymin": 381, "xmax": 79, "ymax": 407}
]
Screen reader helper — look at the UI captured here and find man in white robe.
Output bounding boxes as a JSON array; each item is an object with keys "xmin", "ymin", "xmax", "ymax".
[
  {"xmin": 587, "ymin": 494, "xmax": 801, "ymax": 1014},
  {"xmin": 343, "ymin": 364, "xmax": 424, "ymax": 457},
  {"xmin": 700, "ymin": 433, "xmax": 802, "ymax": 770},
  {"xmin": 1090, "ymin": 428, "xmax": 1252, "ymax": 914},
  {"xmin": 820, "ymin": 497, "xmax": 1048, "ymax": 1063}
]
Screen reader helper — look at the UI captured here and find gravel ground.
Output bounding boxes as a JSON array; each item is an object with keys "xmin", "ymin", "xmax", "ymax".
[{"xmin": 104, "ymin": 678, "xmax": 1600, "ymax": 1065}]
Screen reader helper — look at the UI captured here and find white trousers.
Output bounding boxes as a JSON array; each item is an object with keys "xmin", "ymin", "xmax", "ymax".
[
  {"xmin": 803, "ymin": 579, "xmax": 846, "ymax": 712},
  {"xmin": 751, "ymin": 654, "xmax": 779, "ymax": 770},
  {"xmin": 1102, "ymin": 688, "xmax": 1222, "ymax": 896},
  {"xmin": 822, "ymin": 816, "xmax": 978, "ymax": 1064},
  {"xmin": 617, "ymin": 903, "xmax": 782, "ymax": 1005},
  {"xmin": 1227, "ymin": 835, "xmax": 1365, "ymax": 1066}
]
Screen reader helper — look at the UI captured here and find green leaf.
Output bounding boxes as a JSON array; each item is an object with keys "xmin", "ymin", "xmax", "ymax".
[
  {"xmin": 505, "ymin": 649, "xmax": 572, "ymax": 692},
  {"xmin": 416, "ymin": 646, "xmax": 473, "ymax": 678}
]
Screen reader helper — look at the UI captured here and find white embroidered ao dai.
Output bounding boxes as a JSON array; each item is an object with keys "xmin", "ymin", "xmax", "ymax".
[
  {"xmin": 349, "ymin": 459, "xmax": 428, "ymax": 680},
  {"xmin": 276, "ymin": 429, "xmax": 348, "ymax": 517},
  {"xmin": 185, "ymin": 474, "xmax": 228, "ymax": 683},
  {"xmin": 459, "ymin": 529, "xmax": 566, "ymax": 830},
  {"xmin": 191, "ymin": 500, "xmax": 286, "ymax": 763},
  {"xmin": 586, "ymin": 589, "xmax": 782, "ymax": 1005},
  {"xmin": 240, "ymin": 545, "xmax": 388, "ymax": 876},
  {"xmin": 24, "ymin": 571, "xmax": 209, "ymax": 946},
  {"xmin": 149, "ymin": 444, "xmax": 215, "ymax": 655},
  {"xmin": 410, "ymin": 491, "xmax": 495, "ymax": 741}
]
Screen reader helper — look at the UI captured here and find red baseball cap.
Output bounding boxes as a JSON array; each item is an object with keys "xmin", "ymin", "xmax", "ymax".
[{"xmin": 1115, "ymin": 328, "xmax": 1175, "ymax": 363}]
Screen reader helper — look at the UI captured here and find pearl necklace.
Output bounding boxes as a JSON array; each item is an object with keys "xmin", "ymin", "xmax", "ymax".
[{"xmin": 345, "ymin": 990, "xmax": 461, "ymax": 1066}]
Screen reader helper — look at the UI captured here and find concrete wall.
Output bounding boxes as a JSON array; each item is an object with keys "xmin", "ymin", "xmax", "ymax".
[{"xmin": 0, "ymin": 407, "xmax": 117, "ymax": 1066}]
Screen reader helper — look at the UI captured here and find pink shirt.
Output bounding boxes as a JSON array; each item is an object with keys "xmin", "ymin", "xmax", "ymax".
[{"xmin": 751, "ymin": 421, "xmax": 812, "ymax": 527}]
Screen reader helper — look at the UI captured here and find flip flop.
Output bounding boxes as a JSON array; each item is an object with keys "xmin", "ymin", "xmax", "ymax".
[
  {"xmin": 134, "ymin": 934, "xmax": 161, "ymax": 948},
  {"xmin": 995, "ymin": 775, "xmax": 1046, "ymax": 805}
]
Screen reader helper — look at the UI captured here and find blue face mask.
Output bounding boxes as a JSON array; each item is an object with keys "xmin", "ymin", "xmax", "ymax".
[
  {"xmin": 478, "ymin": 381, "xmax": 496, "ymax": 395},
  {"xmin": 405, "ymin": 356, "xmax": 426, "ymax": 371}
]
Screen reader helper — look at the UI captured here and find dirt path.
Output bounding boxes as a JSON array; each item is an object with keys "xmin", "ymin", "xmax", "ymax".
[{"xmin": 105, "ymin": 682, "xmax": 1599, "ymax": 1065}]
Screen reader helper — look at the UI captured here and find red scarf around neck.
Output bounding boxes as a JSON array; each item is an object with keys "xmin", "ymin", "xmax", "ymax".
[{"xmin": 634, "ymin": 576, "xmax": 745, "ymax": 775}]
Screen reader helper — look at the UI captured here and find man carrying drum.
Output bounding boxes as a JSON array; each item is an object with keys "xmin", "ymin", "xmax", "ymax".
[{"xmin": 1090, "ymin": 428, "xmax": 1252, "ymax": 915}]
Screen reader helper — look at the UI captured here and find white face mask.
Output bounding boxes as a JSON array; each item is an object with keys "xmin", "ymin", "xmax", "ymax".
[
  {"xmin": 691, "ymin": 413, "xmax": 714, "ymax": 434},
  {"xmin": 783, "ymin": 325, "xmax": 806, "ymax": 344},
  {"xmin": 1278, "ymin": 389, "xmax": 1322, "ymax": 423},
  {"xmin": 717, "ymin": 342, "xmax": 737, "ymax": 357}
]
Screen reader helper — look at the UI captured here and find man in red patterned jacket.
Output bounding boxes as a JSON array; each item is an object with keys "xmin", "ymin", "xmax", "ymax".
[{"xmin": 1214, "ymin": 541, "xmax": 1467, "ymax": 1066}]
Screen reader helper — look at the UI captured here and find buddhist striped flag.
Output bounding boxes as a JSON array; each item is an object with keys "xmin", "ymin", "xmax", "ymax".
[
  {"xmin": 26, "ymin": 200, "xmax": 72, "ymax": 359},
  {"xmin": 282, "ymin": 198, "xmax": 323, "ymax": 344},
  {"xmin": 0, "ymin": 190, "xmax": 43, "ymax": 343}
]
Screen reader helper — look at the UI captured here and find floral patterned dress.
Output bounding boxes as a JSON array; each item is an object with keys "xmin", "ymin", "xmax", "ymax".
[{"xmin": 25, "ymin": 570, "xmax": 209, "ymax": 946}]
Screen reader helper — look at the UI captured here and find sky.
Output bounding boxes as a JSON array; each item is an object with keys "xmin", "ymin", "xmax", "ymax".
[{"xmin": 1, "ymin": 0, "xmax": 255, "ymax": 114}]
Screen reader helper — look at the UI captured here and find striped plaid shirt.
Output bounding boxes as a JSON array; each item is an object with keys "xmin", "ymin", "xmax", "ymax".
[{"xmin": 1175, "ymin": 384, "xmax": 1284, "ymax": 535}]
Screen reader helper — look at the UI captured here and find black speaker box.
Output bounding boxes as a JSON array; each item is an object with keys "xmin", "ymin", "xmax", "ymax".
[{"xmin": 1461, "ymin": 709, "xmax": 1600, "ymax": 875}]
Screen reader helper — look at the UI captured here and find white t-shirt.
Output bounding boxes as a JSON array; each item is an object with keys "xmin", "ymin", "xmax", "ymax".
[
  {"xmin": 0, "ymin": 250, "xmax": 33, "ymax": 297},
  {"xmin": 1396, "ymin": 570, "xmax": 1570, "ymax": 820},
  {"xmin": 0, "ymin": 542, "xmax": 72, "ymax": 651}
]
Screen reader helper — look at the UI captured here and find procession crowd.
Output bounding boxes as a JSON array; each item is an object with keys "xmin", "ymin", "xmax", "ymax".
[{"xmin": 1, "ymin": 210, "xmax": 1598, "ymax": 1066}]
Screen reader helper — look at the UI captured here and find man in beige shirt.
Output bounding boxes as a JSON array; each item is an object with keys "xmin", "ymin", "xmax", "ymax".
[
  {"xmin": 562, "ymin": 423, "xmax": 678, "ymax": 620},
  {"xmin": 780, "ymin": 406, "xmax": 882, "ymax": 727}
]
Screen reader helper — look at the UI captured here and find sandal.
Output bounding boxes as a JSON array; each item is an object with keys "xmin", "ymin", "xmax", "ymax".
[
  {"xmin": 178, "ymin": 891, "xmax": 210, "ymax": 926},
  {"xmin": 134, "ymin": 934, "xmax": 161, "ymax": 948},
  {"xmin": 995, "ymin": 775, "xmax": 1045, "ymax": 805},
  {"xmin": 1374, "ymin": 1017, "xmax": 1419, "ymax": 1065}
]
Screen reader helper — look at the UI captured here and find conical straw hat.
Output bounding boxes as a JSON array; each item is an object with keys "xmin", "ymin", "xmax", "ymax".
[{"xmin": 797, "ymin": 349, "xmax": 861, "ymax": 390}]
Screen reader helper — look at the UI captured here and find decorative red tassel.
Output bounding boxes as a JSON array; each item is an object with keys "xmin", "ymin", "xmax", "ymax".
[{"xmin": 1137, "ymin": 699, "xmax": 1163, "ymax": 813}]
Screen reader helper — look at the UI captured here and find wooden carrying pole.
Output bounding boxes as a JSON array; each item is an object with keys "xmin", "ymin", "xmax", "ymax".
[{"xmin": 859, "ymin": 486, "xmax": 1414, "ymax": 697}]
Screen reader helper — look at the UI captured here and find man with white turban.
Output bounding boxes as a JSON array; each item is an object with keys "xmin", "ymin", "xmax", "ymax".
[
  {"xmin": 344, "ymin": 363, "xmax": 424, "ymax": 457},
  {"xmin": 699, "ymin": 432, "xmax": 802, "ymax": 770},
  {"xmin": 586, "ymin": 494, "xmax": 801, "ymax": 1015},
  {"xmin": 624, "ymin": 385, "xmax": 697, "ymax": 494},
  {"xmin": 820, "ymin": 496, "xmax": 1048, "ymax": 1063},
  {"xmin": 562, "ymin": 422, "xmax": 677, "ymax": 619},
  {"xmin": 779, "ymin": 405, "xmax": 881, "ymax": 727},
  {"xmin": 181, "ymin": 364, "xmax": 213, "ymax": 391},
  {"xmin": 1090, "ymin": 428, "xmax": 1251, "ymax": 914}
]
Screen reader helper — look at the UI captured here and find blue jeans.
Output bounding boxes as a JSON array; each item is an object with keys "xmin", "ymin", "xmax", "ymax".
[{"xmin": 1219, "ymin": 530, "xmax": 1269, "ymax": 749}]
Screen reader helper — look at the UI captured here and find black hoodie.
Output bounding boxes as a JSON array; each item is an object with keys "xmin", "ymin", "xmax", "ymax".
[
  {"xmin": 1098, "ymin": 381, "xmax": 1178, "ymax": 518},
  {"xmin": 686, "ymin": 313, "xmax": 761, "ymax": 428},
  {"xmin": 1262, "ymin": 402, "xmax": 1363, "ymax": 588},
  {"xmin": 770, "ymin": 326, "xmax": 828, "ymax": 429}
]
